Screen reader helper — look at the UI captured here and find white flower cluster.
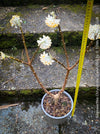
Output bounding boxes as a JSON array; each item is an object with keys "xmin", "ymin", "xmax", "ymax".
[
  {"xmin": 45, "ymin": 11, "xmax": 60, "ymax": 28},
  {"xmin": 9, "ymin": 12, "xmax": 59, "ymax": 66},
  {"xmin": 40, "ymin": 52, "xmax": 54, "ymax": 66},
  {"xmin": 38, "ymin": 12, "xmax": 60, "ymax": 65},
  {"xmin": 0, "ymin": 52, "xmax": 5, "ymax": 60},
  {"xmin": 37, "ymin": 35, "xmax": 54, "ymax": 66},
  {"xmin": 88, "ymin": 24, "xmax": 100, "ymax": 40},
  {"xmin": 37, "ymin": 35, "xmax": 52, "ymax": 49},
  {"xmin": 0, "ymin": 52, "xmax": 10, "ymax": 60},
  {"xmin": 10, "ymin": 15, "xmax": 22, "ymax": 28}
]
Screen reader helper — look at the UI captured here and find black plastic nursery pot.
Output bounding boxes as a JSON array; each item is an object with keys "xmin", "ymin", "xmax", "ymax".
[{"xmin": 41, "ymin": 89, "xmax": 73, "ymax": 125}]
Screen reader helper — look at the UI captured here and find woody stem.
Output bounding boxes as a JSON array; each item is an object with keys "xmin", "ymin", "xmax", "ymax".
[
  {"xmin": 29, "ymin": 64, "xmax": 54, "ymax": 98},
  {"xmin": 53, "ymin": 58, "xmax": 69, "ymax": 70},
  {"xmin": 9, "ymin": 56, "xmax": 29, "ymax": 65},
  {"xmin": 30, "ymin": 47, "xmax": 40, "ymax": 64},
  {"xmin": 58, "ymin": 25, "xmax": 69, "ymax": 68},
  {"xmin": 20, "ymin": 27, "xmax": 30, "ymax": 64}
]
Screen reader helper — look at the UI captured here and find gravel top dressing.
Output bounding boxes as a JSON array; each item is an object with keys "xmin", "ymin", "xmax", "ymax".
[{"xmin": 43, "ymin": 91, "xmax": 71, "ymax": 117}]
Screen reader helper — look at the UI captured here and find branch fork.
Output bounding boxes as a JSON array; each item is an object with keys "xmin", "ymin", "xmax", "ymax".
[{"xmin": 6, "ymin": 25, "xmax": 94, "ymax": 104}]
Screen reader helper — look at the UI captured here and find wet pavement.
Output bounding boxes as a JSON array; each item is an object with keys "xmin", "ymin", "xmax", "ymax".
[{"xmin": 0, "ymin": 100, "xmax": 100, "ymax": 134}]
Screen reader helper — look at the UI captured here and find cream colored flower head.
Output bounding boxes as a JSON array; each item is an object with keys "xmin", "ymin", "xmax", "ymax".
[
  {"xmin": 45, "ymin": 11, "xmax": 60, "ymax": 28},
  {"xmin": 0, "ymin": 52, "xmax": 6, "ymax": 60},
  {"xmin": 88, "ymin": 24, "xmax": 100, "ymax": 40},
  {"xmin": 37, "ymin": 35, "xmax": 52, "ymax": 49},
  {"xmin": 40, "ymin": 51, "xmax": 54, "ymax": 65},
  {"xmin": 0, "ymin": 52, "xmax": 10, "ymax": 60},
  {"xmin": 10, "ymin": 15, "xmax": 22, "ymax": 28}
]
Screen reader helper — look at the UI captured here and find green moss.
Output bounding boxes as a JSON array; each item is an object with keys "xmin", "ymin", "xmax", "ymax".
[
  {"xmin": 78, "ymin": 87, "xmax": 96, "ymax": 102},
  {"xmin": 32, "ymin": 89, "xmax": 42, "ymax": 94},
  {"xmin": 7, "ymin": 11, "xmax": 23, "ymax": 18},
  {"xmin": 20, "ymin": 90, "xmax": 32, "ymax": 95},
  {"xmin": 20, "ymin": 89, "xmax": 43, "ymax": 95},
  {"xmin": 60, "ymin": 4, "xmax": 86, "ymax": 14},
  {"xmin": 0, "ymin": 34, "xmax": 18, "ymax": 49},
  {"xmin": 63, "ymin": 31, "xmax": 82, "ymax": 46},
  {"xmin": 27, "ymin": 4, "xmax": 41, "ymax": 9},
  {"xmin": 65, "ymin": 87, "xmax": 74, "ymax": 92},
  {"xmin": 0, "ymin": 87, "xmax": 96, "ymax": 96},
  {"xmin": 53, "ymin": 47, "xmax": 63, "ymax": 54},
  {"xmin": 81, "ymin": 87, "xmax": 90, "ymax": 91},
  {"xmin": 0, "ymin": 38, "xmax": 17, "ymax": 48},
  {"xmin": 0, "ymin": 31, "xmax": 83, "ymax": 49},
  {"xmin": 3, "ymin": 90, "xmax": 16, "ymax": 95},
  {"xmin": 0, "ymin": 87, "xmax": 96, "ymax": 104},
  {"xmin": 65, "ymin": 87, "xmax": 96, "ymax": 99}
]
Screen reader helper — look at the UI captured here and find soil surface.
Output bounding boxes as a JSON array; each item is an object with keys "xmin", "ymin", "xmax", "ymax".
[{"xmin": 43, "ymin": 91, "xmax": 71, "ymax": 117}]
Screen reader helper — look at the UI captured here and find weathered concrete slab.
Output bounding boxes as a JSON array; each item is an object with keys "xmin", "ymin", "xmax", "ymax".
[
  {"xmin": 0, "ymin": 5, "xmax": 100, "ymax": 34},
  {"xmin": 0, "ymin": 101, "xmax": 99, "ymax": 134},
  {"xmin": 0, "ymin": 46, "xmax": 98, "ymax": 91}
]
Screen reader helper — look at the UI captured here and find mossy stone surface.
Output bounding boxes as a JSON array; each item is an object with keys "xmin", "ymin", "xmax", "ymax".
[
  {"xmin": 0, "ymin": 31, "xmax": 82, "ymax": 49},
  {"xmin": 0, "ymin": 87, "xmax": 96, "ymax": 104}
]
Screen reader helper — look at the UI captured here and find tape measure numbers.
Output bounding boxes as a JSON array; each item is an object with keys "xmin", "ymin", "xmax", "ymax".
[{"xmin": 72, "ymin": 0, "xmax": 94, "ymax": 116}]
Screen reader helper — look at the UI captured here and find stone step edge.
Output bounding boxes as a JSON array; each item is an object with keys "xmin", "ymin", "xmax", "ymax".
[
  {"xmin": 0, "ymin": 87, "xmax": 96, "ymax": 98},
  {"xmin": 0, "ymin": 31, "xmax": 83, "ymax": 49}
]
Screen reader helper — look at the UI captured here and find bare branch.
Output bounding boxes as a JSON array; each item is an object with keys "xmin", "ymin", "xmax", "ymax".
[
  {"xmin": 2, "ymin": 75, "xmax": 17, "ymax": 85},
  {"xmin": 59, "ymin": 70, "xmax": 70, "ymax": 95},
  {"xmin": 20, "ymin": 27, "xmax": 30, "ymax": 64},
  {"xmin": 10, "ymin": 56, "xmax": 29, "ymax": 65},
  {"xmin": 30, "ymin": 47, "xmax": 40, "ymax": 64},
  {"xmin": 29, "ymin": 65, "xmax": 54, "ymax": 98},
  {"xmin": 69, "ymin": 59, "xmax": 79, "ymax": 70},
  {"xmin": 85, "ymin": 40, "xmax": 94, "ymax": 53},
  {"xmin": 0, "ymin": 104, "xmax": 19, "ymax": 110},
  {"xmin": 58, "ymin": 25, "xmax": 69, "ymax": 67},
  {"xmin": 53, "ymin": 58, "xmax": 69, "ymax": 70}
]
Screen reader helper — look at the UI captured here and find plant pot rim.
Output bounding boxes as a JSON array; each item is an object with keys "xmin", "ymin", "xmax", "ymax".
[{"xmin": 41, "ymin": 89, "xmax": 73, "ymax": 120}]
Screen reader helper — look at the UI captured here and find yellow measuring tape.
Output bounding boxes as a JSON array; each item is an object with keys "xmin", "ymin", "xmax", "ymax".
[{"xmin": 72, "ymin": 0, "xmax": 94, "ymax": 116}]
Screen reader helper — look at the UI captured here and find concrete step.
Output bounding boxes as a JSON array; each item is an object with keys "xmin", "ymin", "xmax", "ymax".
[
  {"xmin": 0, "ymin": 46, "xmax": 99, "ymax": 91},
  {"xmin": 0, "ymin": 101, "xmax": 99, "ymax": 134},
  {"xmin": 0, "ymin": 5, "xmax": 100, "ymax": 34}
]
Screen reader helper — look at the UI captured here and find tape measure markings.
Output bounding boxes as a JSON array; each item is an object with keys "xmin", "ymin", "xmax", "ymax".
[{"xmin": 72, "ymin": 0, "xmax": 94, "ymax": 116}]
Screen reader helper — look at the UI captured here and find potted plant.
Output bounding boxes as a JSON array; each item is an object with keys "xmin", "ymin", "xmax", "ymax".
[{"xmin": 0, "ymin": 12, "xmax": 99, "ymax": 125}]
